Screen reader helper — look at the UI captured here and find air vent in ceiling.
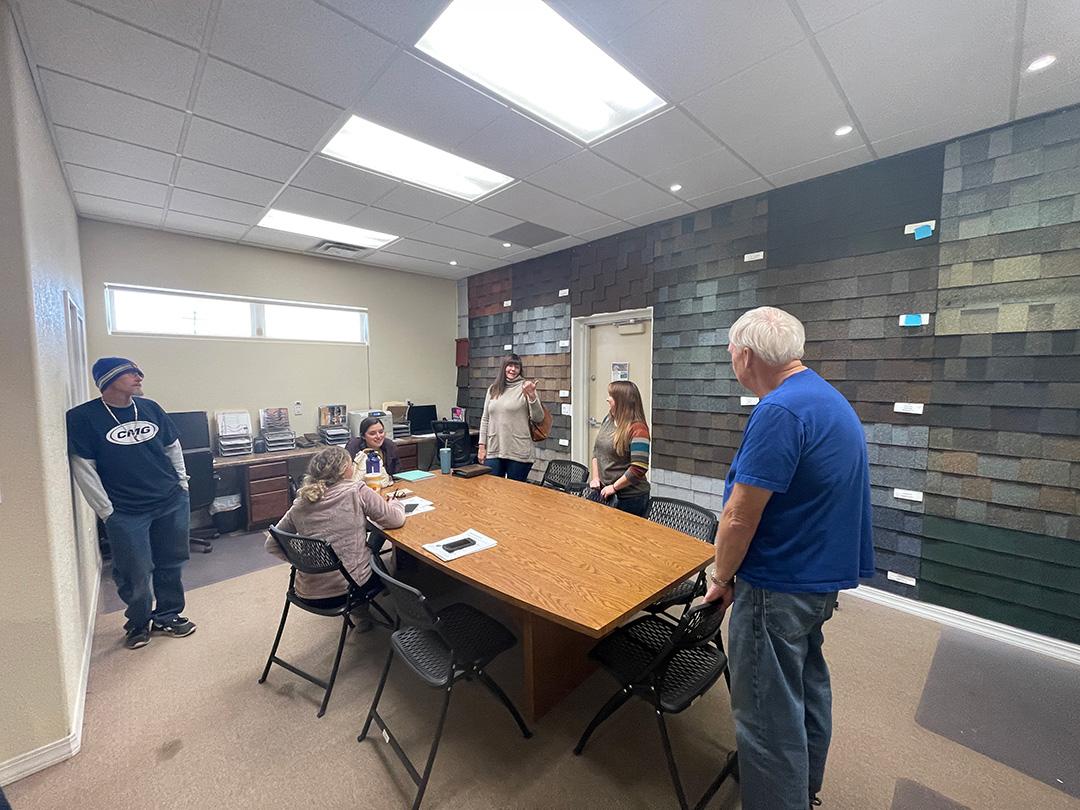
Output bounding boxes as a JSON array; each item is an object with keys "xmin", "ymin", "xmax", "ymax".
[
  {"xmin": 490, "ymin": 221, "xmax": 569, "ymax": 247},
  {"xmin": 312, "ymin": 241, "xmax": 368, "ymax": 259}
]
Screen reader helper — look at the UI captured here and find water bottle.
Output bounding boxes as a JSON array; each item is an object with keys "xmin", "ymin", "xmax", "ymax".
[
  {"xmin": 439, "ymin": 446, "xmax": 452, "ymax": 474},
  {"xmin": 366, "ymin": 451, "xmax": 382, "ymax": 476}
]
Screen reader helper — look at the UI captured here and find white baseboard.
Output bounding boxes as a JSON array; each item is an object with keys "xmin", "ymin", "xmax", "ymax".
[
  {"xmin": 0, "ymin": 572, "xmax": 100, "ymax": 786},
  {"xmin": 847, "ymin": 586, "xmax": 1080, "ymax": 667}
]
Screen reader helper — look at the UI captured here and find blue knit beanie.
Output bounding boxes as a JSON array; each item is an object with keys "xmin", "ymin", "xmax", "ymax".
[{"xmin": 92, "ymin": 357, "xmax": 143, "ymax": 391}]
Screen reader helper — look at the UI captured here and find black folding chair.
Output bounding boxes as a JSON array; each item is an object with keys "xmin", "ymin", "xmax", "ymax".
[
  {"xmin": 644, "ymin": 497, "xmax": 719, "ymax": 620},
  {"xmin": 574, "ymin": 602, "xmax": 736, "ymax": 810},
  {"xmin": 539, "ymin": 459, "xmax": 589, "ymax": 492},
  {"xmin": 359, "ymin": 555, "xmax": 532, "ymax": 810},
  {"xmin": 260, "ymin": 525, "xmax": 393, "ymax": 717},
  {"xmin": 570, "ymin": 481, "xmax": 614, "ymax": 505}
]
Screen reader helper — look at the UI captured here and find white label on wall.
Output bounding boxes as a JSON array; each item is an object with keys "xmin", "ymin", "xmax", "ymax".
[
  {"xmin": 894, "ymin": 402, "xmax": 925, "ymax": 415},
  {"xmin": 558, "ymin": 288, "xmax": 569, "ymax": 297},
  {"xmin": 503, "ymin": 344, "xmax": 512, "ymax": 351},
  {"xmin": 903, "ymin": 219, "xmax": 936, "ymax": 235},
  {"xmin": 503, "ymin": 299, "xmax": 512, "ymax": 307},
  {"xmin": 558, "ymin": 438, "xmax": 569, "ymax": 447},
  {"xmin": 558, "ymin": 339, "xmax": 570, "ymax": 348},
  {"xmin": 886, "ymin": 571, "xmax": 917, "ymax": 586},
  {"xmin": 743, "ymin": 250, "xmax": 765, "ymax": 262},
  {"xmin": 559, "ymin": 390, "xmax": 570, "ymax": 397},
  {"xmin": 898, "ymin": 313, "xmax": 930, "ymax": 327},
  {"xmin": 740, "ymin": 396, "xmax": 759, "ymax": 406},
  {"xmin": 893, "ymin": 488, "xmax": 924, "ymax": 502},
  {"xmin": 561, "ymin": 403, "xmax": 572, "ymax": 416}
]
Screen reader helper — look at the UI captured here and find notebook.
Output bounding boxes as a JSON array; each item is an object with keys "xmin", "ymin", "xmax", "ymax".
[{"xmin": 395, "ymin": 469, "xmax": 436, "ymax": 482}]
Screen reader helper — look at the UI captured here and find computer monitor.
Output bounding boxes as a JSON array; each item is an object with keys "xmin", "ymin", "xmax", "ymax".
[
  {"xmin": 169, "ymin": 411, "xmax": 210, "ymax": 450},
  {"xmin": 406, "ymin": 404, "xmax": 438, "ymax": 435}
]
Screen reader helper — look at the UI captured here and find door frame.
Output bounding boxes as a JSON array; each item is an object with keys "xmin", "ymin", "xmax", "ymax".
[{"xmin": 570, "ymin": 306, "xmax": 653, "ymax": 466}]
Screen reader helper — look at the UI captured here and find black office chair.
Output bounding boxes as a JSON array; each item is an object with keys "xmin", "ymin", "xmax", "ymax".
[
  {"xmin": 643, "ymin": 497, "xmax": 719, "ymax": 620},
  {"xmin": 260, "ymin": 525, "xmax": 393, "ymax": 717},
  {"xmin": 573, "ymin": 602, "xmax": 736, "ymax": 810},
  {"xmin": 169, "ymin": 410, "xmax": 217, "ymax": 553},
  {"xmin": 539, "ymin": 459, "xmax": 589, "ymax": 492},
  {"xmin": 359, "ymin": 554, "xmax": 532, "ymax": 810},
  {"xmin": 432, "ymin": 419, "xmax": 472, "ymax": 467}
]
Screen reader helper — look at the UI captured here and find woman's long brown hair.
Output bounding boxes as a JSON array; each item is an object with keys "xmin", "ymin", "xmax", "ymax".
[
  {"xmin": 488, "ymin": 354, "xmax": 523, "ymax": 400},
  {"xmin": 609, "ymin": 380, "xmax": 648, "ymax": 456}
]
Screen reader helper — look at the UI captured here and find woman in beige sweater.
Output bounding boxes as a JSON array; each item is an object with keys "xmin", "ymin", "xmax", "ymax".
[
  {"xmin": 265, "ymin": 446, "xmax": 405, "ymax": 628},
  {"xmin": 477, "ymin": 353, "xmax": 545, "ymax": 481}
]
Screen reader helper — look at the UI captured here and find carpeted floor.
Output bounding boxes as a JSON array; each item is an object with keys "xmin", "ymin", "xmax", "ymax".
[{"xmin": 8, "ymin": 556, "xmax": 1079, "ymax": 809}]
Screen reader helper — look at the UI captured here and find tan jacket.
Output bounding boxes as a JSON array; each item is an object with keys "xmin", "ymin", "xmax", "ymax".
[{"xmin": 265, "ymin": 480, "xmax": 405, "ymax": 599}]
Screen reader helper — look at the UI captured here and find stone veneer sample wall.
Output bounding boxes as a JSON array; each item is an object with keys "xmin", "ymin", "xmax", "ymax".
[{"xmin": 464, "ymin": 104, "xmax": 1080, "ymax": 643}]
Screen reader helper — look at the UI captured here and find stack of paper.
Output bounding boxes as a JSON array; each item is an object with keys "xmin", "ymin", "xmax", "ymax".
[
  {"xmin": 422, "ymin": 529, "xmax": 497, "ymax": 562},
  {"xmin": 260, "ymin": 407, "xmax": 296, "ymax": 451},
  {"xmin": 216, "ymin": 410, "xmax": 253, "ymax": 456}
]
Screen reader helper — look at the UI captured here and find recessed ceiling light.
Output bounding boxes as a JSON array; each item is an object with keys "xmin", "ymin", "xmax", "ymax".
[
  {"xmin": 502, "ymin": 242, "xmax": 512, "ymax": 247},
  {"xmin": 449, "ymin": 260, "xmax": 458, "ymax": 266},
  {"xmin": 1026, "ymin": 54, "xmax": 1056, "ymax": 72},
  {"xmin": 258, "ymin": 209, "xmax": 397, "ymax": 249},
  {"xmin": 322, "ymin": 115, "xmax": 513, "ymax": 201},
  {"xmin": 669, "ymin": 183, "xmax": 682, "ymax": 193},
  {"xmin": 416, "ymin": 0, "xmax": 666, "ymax": 143},
  {"xmin": 834, "ymin": 125, "xmax": 853, "ymax": 137}
]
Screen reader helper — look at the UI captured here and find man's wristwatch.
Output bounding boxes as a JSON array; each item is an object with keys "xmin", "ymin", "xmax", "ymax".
[{"xmin": 710, "ymin": 573, "xmax": 735, "ymax": 589}]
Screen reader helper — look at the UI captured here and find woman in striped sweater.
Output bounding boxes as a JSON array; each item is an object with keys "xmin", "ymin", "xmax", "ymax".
[{"xmin": 589, "ymin": 380, "xmax": 651, "ymax": 517}]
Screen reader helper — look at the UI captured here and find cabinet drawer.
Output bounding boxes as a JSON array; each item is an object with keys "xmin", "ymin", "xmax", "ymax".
[
  {"xmin": 250, "ymin": 476, "xmax": 288, "ymax": 495},
  {"xmin": 249, "ymin": 461, "xmax": 288, "ymax": 481},
  {"xmin": 250, "ymin": 490, "xmax": 290, "ymax": 523}
]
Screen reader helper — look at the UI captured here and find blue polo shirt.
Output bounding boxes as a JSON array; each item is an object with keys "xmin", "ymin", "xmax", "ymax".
[{"xmin": 724, "ymin": 369, "xmax": 874, "ymax": 593}]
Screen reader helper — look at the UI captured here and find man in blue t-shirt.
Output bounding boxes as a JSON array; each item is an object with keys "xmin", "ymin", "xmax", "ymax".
[
  {"xmin": 67, "ymin": 357, "xmax": 197, "ymax": 649},
  {"xmin": 704, "ymin": 307, "xmax": 873, "ymax": 810}
]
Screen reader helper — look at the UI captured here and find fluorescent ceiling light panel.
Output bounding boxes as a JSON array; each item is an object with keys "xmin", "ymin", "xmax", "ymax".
[
  {"xmin": 416, "ymin": 0, "xmax": 666, "ymax": 143},
  {"xmin": 322, "ymin": 116, "xmax": 512, "ymax": 201},
  {"xmin": 258, "ymin": 209, "xmax": 397, "ymax": 249}
]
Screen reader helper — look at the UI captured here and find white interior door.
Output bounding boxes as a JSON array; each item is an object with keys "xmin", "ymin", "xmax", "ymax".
[{"xmin": 586, "ymin": 317, "xmax": 653, "ymax": 461}]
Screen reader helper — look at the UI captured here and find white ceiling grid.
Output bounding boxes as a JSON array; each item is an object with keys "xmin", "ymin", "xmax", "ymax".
[{"xmin": 9, "ymin": 0, "xmax": 1080, "ymax": 280}]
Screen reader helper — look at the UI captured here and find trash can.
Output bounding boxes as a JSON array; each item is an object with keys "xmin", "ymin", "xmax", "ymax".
[{"xmin": 209, "ymin": 494, "xmax": 243, "ymax": 533}]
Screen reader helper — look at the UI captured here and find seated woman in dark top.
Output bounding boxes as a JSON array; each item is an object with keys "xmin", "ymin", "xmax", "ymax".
[{"xmin": 345, "ymin": 416, "xmax": 400, "ymax": 481}]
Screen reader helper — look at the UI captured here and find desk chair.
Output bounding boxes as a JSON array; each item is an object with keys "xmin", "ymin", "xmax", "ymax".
[
  {"xmin": 539, "ymin": 459, "xmax": 589, "ymax": 492},
  {"xmin": 359, "ymin": 553, "xmax": 532, "ymax": 809},
  {"xmin": 261, "ymin": 525, "xmax": 393, "ymax": 717},
  {"xmin": 431, "ymin": 420, "xmax": 472, "ymax": 467},
  {"xmin": 573, "ymin": 602, "xmax": 735, "ymax": 810},
  {"xmin": 643, "ymin": 498, "xmax": 719, "ymax": 620}
]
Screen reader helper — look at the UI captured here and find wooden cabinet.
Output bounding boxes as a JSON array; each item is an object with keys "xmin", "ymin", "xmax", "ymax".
[
  {"xmin": 245, "ymin": 460, "xmax": 290, "ymax": 530},
  {"xmin": 397, "ymin": 441, "xmax": 419, "ymax": 472}
]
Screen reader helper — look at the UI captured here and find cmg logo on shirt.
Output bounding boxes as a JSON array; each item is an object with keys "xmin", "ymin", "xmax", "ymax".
[{"xmin": 106, "ymin": 420, "xmax": 159, "ymax": 445}]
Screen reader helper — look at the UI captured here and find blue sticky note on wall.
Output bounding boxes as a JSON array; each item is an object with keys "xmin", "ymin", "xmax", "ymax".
[{"xmin": 913, "ymin": 224, "xmax": 933, "ymax": 240}]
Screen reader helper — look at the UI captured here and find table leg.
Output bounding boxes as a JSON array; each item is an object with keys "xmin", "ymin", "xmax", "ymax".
[{"xmin": 519, "ymin": 610, "xmax": 597, "ymax": 723}]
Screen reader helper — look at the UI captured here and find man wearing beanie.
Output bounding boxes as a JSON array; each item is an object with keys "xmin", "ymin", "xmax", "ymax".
[{"xmin": 67, "ymin": 358, "xmax": 197, "ymax": 649}]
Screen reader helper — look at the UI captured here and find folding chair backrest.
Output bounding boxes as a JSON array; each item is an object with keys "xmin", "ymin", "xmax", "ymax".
[
  {"xmin": 268, "ymin": 525, "xmax": 342, "ymax": 575},
  {"xmin": 369, "ymin": 553, "xmax": 438, "ymax": 630},
  {"xmin": 670, "ymin": 601, "xmax": 726, "ymax": 649},
  {"xmin": 540, "ymin": 459, "xmax": 589, "ymax": 491},
  {"xmin": 645, "ymin": 497, "xmax": 718, "ymax": 544}
]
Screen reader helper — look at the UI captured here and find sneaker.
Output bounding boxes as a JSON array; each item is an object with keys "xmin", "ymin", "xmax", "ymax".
[
  {"xmin": 125, "ymin": 626, "xmax": 151, "ymax": 649},
  {"xmin": 152, "ymin": 616, "xmax": 197, "ymax": 637},
  {"xmin": 809, "ymin": 794, "xmax": 822, "ymax": 807}
]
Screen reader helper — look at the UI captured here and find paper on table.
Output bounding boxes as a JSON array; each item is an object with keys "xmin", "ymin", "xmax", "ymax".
[
  {"xmin": 401, "ymin": 496, "xmax": 435, "ymax": 516},
  {"xmin": 423, "ymin": 529, "xmax": 497, "ymax": 562}
]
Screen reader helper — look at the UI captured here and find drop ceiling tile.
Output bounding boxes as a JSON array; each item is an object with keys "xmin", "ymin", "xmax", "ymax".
[
  {"xmin": 592, "ymin": 109, "xmax": 717, "ymax": 177},
  {"xmin": 1016, "ymin": 79, "xmax": 1080, "ymax": 120},
  {"xmin": 454, "ymin": 110, "xmax": 579, "ymax": 177},
  {"xmin": 793, "ymin": 0, "xmax": 887, "ymax": 33},
  {"xmin": 242, "ymin": 226, "xmax": 321, "ymax": 252},
  {"xmin": 626, "ymin": 200, "xmax": 695, "ymax": 226},
  {"xmin": 169, "ymin": 188, "xmax": 265, "ymax": 225},
  {"xmin": 409, "ymin": 223, "xmax": 515, "ymax": 258},
  {"xmin": 535, "ymin": 235, "xmax": 584, "ymax": 254},
  {"xmin": 348, "ymin": 206, "xmax": 431, "ymax": 237},
  {"xmin": 39, "ymin": 70, "xmax": 185, "ymax": 152},
  {"xmin": 291, "ymin": 157, "xmax": 400, "ymax": 205},
  {"xmin": 174, "ymin": 159, "xmax": 281, "ymax": 206},
  {"xmin": 75, "ymin": 193, "xmax": 163, "ymax": 226},
  {"xmin": 870, "ymin": 109, "xmax": 1005, "ymax": 158},
  {"xmin": 194, "ymin": 59, "xmax": 343, "ymax": 149},
  {"xmin": 609, "ymin": 0, "xmax": 805, "ymax": 101},
  {"xmin": 384, "ymin": 238, "xmax": 483, "ymax": 265},
  {"xmin": 480, "ymin": 182, "xmax": 618, "ymax": 234},
  {"xmin": 685, "ymin": 177, "xmax": 771, "ymax": 210},
  {"xmin": 645, "ymin": 148, "xmax": 759, "ymax": 201},
  {"xmin": 273, "ymin": 187, "xmax": 364, "ymax": 222},
  {"xmin": 359, "ymin": 52, "xmax": 506, "ymax": 150},
  {"xmin": 1016, "ymin": 0, "xmax": 1080, "ymax": 118},
  {"xmin": 438, "ymin": 205, "xmax": 524, "ymax": 237},
  {"xmin": 66, "ymin": 164, "xmax": 169, "ymax": 207},
  {"xmin": 585, "ymin": 179, "xmax": 678, "ymax": 219},
  {"xmin": 164, "ymin": 210, "xmax": 249, "ymax": 239},
  {"xmin": 20, "ymin": 0, "xmax": 199, "ymax": 107},
  {"xmin": 815, "ymin": 0, "xmax": 1015, "ymax": 142},
  {"xmin": 183, "ymin": 118, "xmax": 307, "ymax": 182},
  {"xmin": 76, "ymin": 0, "xmax": 212, "ymax": 46},
  {"xmin": 765, "ymin": 144, "xmax": 872, "ymax": 188},
  {"xmin": 683, "ymin": 41, "xmax": 861, "ymax": 176},
  {"xmin": 548, "ymin": 0, "xmax": 666, "ymax": 42},
  {"xmin": 576, "ymin": 221, "xmax": 634, "ymax": 242},
  {"xmin": 210, "ymin": 0, "xmax": 397, "ymax": 106},
  {"xmin": 54, "ymin": 126, "xmax": 174, "ymax": 183},
  {"xmin": 374, "ymin": 184, "xmax": 468, "ymax": 221},
  {"xmin": 319, "ymin": 0, "xmax": 448, "ymax": 44},
  {"xmin": 364, "ymin": 251, "xmax": 462, "ymax": 277},
  {"xmin": 528, "ymin": 151, "xmax": 637, "ymax": 200}
]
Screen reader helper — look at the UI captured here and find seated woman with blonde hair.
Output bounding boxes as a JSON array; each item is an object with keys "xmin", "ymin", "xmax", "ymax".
[{"xmin": 265, "ymin": 445, "xmax": 405, "ymax": 630}]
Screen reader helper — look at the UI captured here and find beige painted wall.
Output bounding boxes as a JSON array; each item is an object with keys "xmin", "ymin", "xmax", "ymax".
[
  {"xmin": 0, "ymin": 0, "xmax": 98, "ymax": 775},
  {"xmin": 79, "ymin": 221, "xmax": 459, "ymax": 436}
]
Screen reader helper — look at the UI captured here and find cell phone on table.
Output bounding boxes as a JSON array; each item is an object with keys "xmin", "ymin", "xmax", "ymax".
[
  {"xmin": 442, "ymin": 537, "xmax": 476, "ymax": 553},
  {"xmin": 404, "ymin": 503, "xmax": 419, "ymax": 514}
]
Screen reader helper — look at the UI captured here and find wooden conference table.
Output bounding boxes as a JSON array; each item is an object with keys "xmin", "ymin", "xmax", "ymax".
[{"xmin": 380, "ymin": 474, "xmax": 714, "ymax": 722}]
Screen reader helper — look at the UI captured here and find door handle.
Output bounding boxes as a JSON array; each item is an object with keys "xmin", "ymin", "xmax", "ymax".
[{"xmin": 588, "ymin": 417, "xmax": 602, "ymax": 428}]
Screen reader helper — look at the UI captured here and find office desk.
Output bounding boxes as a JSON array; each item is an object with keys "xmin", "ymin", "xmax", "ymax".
[{"xmin": 379, "ymin": 474, "xmax": 713, "ymax": 722}]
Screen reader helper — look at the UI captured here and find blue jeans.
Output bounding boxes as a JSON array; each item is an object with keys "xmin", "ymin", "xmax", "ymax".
[
  {"xmin": 484, "ymin": 457, "xmax": 533, "ymax": 482},
  {"xmin": 728, "ymin": 581, "xmax": 837, "ymax": 809},
  {"xmin": 105, "ymin": 489, "xmax": 190, "ymax": 632}
]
